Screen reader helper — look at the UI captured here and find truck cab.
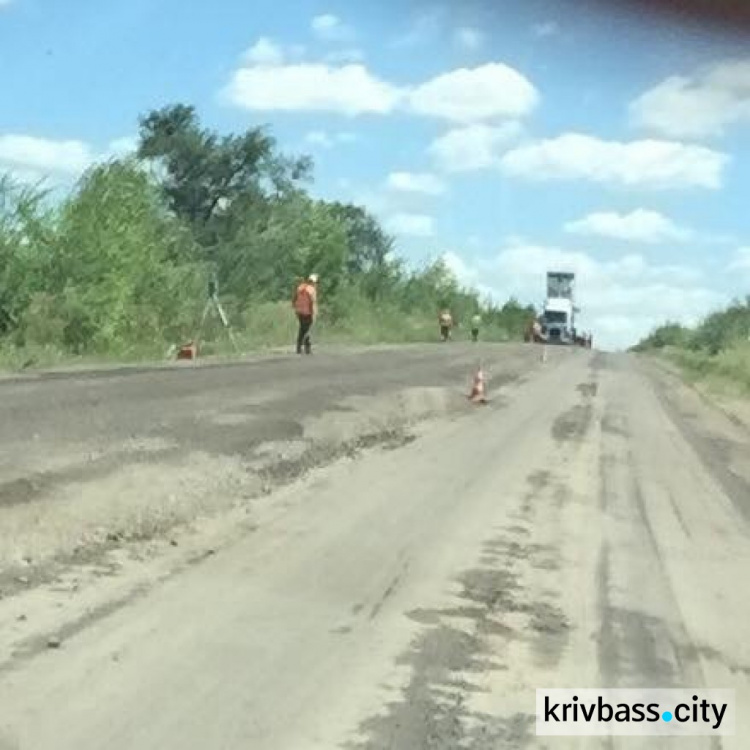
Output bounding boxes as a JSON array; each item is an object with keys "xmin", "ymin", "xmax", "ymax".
[{"xmin": 543, "ymin": 297, "xmax": 574, "ymax": 344}]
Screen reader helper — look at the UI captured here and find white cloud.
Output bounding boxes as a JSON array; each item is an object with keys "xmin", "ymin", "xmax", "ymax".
[
  {"xmin": 500, "ymin": 133, "xmax": 728, "ymax": 189},
  {"xmin": 304, "ymin": 130, "xmax": 358, "ymax": 148},
  {"xmin": 442, "ymin": 251, "xmax": 497, "ymax": 299},
  {"xmin": 391, "ymin": 8, "xmax": 445, "ymax": 48},
  {"xmin": 455, "ymin": 27, "xmax": 484, "ymax": 51},
  {"xmin": 564, "ymin": 209, "xmax": 692, "ymax": 243},
  {"xmin": 429, "ymin": 122, "xmax": 523, "ymax": 172},
  {"xmin": 631, "ymin": 59, "xmax": 750, "ymax": 139},
  {"xmin": 312, "ymin": 14, "xmax": 338, "ymax": 32},
  {"xmin": 243, "ymin": 37, "xmax": 285, "ymax": 66},
  {"xmin": 447, "ymin": 240, "xmax": 724, "ymax": 349},
  {"xmin": 311, "ymin": 14, "xmax": 354, "ymax": 43},
  {"xmin": 442, "ymin": 251, "xmax": 478, "ymax": 282},
  {"xmin": 0, "ymin": 135, "xmax": 94, "ymax": 180},
  {"xmin": 385, "ymin": 213, "xmax": 436, "ymax": 237},
  {"xmin": 107, "ymin": 136, "xmax": 139, "ymax": 158},
  {"xmin": 533, "ymin": 21, "xmax": 559, "ymax": 38},
  {"xmin": 386, "ymin": 171, "xmax": 447, "ymax": 196},
  {"xmin": 223, "ymin": 62, "xmax": 404, "ymax": 116},
  {"xmin": 409, "ymin": 63, "xmax": 539, "ymax": 123},
  {"xmin": 728, "ymin": 247, "xmax": 750, "ymax": 272},
  {"xmin": 224, "ymin": 49, "xmax": 538, "ymax": 125}
]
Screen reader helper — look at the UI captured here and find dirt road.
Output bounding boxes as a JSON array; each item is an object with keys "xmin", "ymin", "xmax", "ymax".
[{"xmin": 0, "ymin": 346, "xmax": 748, "ymax": 748}]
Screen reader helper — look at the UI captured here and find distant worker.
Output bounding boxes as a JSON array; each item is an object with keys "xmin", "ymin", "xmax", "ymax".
[
  {"xmin": 293, "ymin": 273, "xmax": 319, "ymax": 355},
  {"xmin": 532, "ymin": 317, "xmax": 547, "ymax": 343},
  {"xmin": 439, "ymin": 309, "xmax": 453, "ymax": 342},
  {"xmin": 524, "ymin": 316, "xmax": 535, "ymax": 343},
  {"xmin": 470, "ymin": 312, "xmax": 482, "ymax": 343}
]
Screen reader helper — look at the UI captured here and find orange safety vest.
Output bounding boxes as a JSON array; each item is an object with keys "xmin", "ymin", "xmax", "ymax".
[{"xmin": 294, "ymin": 282, "xmax": 316, "ymax": 316}]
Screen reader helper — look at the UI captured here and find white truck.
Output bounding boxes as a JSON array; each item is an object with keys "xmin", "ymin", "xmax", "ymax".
[{"xmin": 542, "ymin": 272, "xmax": 578, "ymax": 345}]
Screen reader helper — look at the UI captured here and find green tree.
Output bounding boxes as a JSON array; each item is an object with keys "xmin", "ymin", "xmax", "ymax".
[
  {"xmin": 327, "ymin": 202, "xmax": 400, "ymax": 301},
  {"xmin": 217, "ymin": 192, "xmax": 349, "ymax": 308},
  {"xmin": 690, "ymin": 299, "xmax": 750, "ymax": 354},
  {"xmin": 137, "ymin": 104, "xmax": 312, "ymax": 251},
  {"xmin": 49, "ymin": 160, "xmax": 204, "ymax": 352},
  {"xmin": 632, "ymin": 322, "xmax": 693, "ymax": 351}
]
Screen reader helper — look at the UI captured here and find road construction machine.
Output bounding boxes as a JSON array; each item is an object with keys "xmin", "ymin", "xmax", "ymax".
[{"xmin": 541, "ymin": 272, "xmax": 580, "ymax": 345}]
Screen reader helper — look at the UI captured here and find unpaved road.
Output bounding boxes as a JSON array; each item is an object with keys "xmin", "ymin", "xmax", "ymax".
[
  {"xmin": 0, "ymin": 346, "xmax": 749, "ymax": 749},
  {"xmin": 0, "ymin": 344, "xmax": 539, "ymax": 579}
]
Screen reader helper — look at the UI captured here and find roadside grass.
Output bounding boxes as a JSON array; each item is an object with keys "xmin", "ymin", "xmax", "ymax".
[
  {"xmin": 0, "ymin": 301, "xmax": 519, "ymax": 373},
  {"xmin": 656, "ymin": 343, "xmax": 750, "ymax": 397}
]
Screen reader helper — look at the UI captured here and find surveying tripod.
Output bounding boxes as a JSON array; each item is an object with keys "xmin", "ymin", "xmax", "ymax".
[{"xmin": 195, "ymin": 278, "xmax": 241, "ymax": 355}]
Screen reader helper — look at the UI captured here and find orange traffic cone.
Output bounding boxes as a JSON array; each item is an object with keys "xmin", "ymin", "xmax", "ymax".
[{"xmin": 468, "ymin": 364, "xmax": 488, "ymax": 404}]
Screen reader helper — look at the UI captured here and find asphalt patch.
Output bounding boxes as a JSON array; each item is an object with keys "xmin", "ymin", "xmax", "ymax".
[
  {"xmin": 551, "ymin": 404, "xmax": 593, "ymax": 443},
  {"xmin": 350, "ymin": 527, "xmax": 567, "ymax": 749},
  {"xmin": 576, "ymin": 382, "xmax": 599, "ymax": 398}
]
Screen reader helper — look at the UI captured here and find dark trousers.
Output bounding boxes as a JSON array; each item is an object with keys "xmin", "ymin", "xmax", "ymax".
[
  {"xmin": 296, "ymin": 314, "xmax": 313, "ymax": 353},
  {"xmin": 471, "ymin": 328, "xmax": 479, "ymax": 342}
]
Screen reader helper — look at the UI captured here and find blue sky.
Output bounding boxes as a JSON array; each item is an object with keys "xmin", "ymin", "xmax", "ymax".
[{"xmin": 2, "ymin": 0, "xmax": 750, "ymax": 349}]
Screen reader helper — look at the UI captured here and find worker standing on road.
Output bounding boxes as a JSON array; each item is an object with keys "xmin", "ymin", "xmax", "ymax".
[
  {"xmin": 439, "ymin": 309, "xmax": 453, "ymax": 342},
  {"xmin": 293, "ymin": 274, "xmax": 318, "ymax": 355},
  {"xmin": 532, "ymin": 317, "xmax": 546, "ymax": 343},
  {"xmin": 470, "ymin": 312, "xmax": 481, "ymax": 343},
  {"xmin": 524, "ymin": 316, "xmax": 534, "ymax": 343}
]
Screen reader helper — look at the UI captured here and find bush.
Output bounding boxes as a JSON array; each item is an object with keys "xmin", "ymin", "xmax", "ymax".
[
  {"xmin": 690, "ymin": 300, "xmax": 750, "ymax": 355},
  {"xmin": 632, "ymin": 322, "xmax": 693, "ymax": 351},
  {"xmin": 635, "ymin": 301, "xmax": 750, "ymax": 394},
  {"xmin": 0, "ymin": 104, "xmax": 540, "ymax": 368}
]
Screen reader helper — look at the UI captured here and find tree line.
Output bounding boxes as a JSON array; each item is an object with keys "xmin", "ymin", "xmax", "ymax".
[
  {"xmin": 632, "ymin": 298, "xmax": 750, "ymax": 391},
  {"xmin": 632, "ymin": 299, "xmax": 750, "ymax": 355},
  {"xmin": 0, "ymin": 104, "xmax": 534, "ymax": 364}
]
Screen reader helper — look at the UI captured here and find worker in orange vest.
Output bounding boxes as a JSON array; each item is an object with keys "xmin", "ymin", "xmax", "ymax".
[
  {"xmin": 293, "ymin": 274, "xmax": 318, "ymax": 354},
  {"xmin": 439, "ymin": 309, "xmax": 453, "ymax": 342}
]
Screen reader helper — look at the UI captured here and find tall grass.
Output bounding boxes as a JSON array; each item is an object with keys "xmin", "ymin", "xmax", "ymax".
[
  {"xmin": 635, "ymin": 299, "xmax": 750, "ymax": 395},
  {"xmin": 664, "ymin": 343, "xmax": 750, "ymax": 395}
]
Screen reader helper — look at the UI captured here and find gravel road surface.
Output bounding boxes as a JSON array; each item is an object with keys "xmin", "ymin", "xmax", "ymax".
[{"xmin": 0, "ymin": 345, "xmax": 748, "ymax": 749}]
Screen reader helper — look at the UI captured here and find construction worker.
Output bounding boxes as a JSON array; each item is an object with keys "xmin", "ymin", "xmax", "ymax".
[
  {"xmin": 526, "ymin": 315, "xmax": 541, "ymax": 343},
  {"xmin": 439, "ymin": 309, "xmax": 453, "ymax": 342},
  {"xmin": 532, "ymin": 317, "xmax": 546, "ymax": 343},
  {"xmin": 524, "ymin": 316, "xmax": 534, "ymax": 343},
  {"xmin": 470, "ymin": 312, "xmax": 481, "ymax": 343},
  {"xmin": 293, "ymin": 273, "xmax": 318, "ymax": 355}
]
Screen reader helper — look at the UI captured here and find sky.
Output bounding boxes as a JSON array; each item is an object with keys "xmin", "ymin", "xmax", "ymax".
[{"xmin": 1, "ymin": 0, "xmax": 750, "ymax": 350}]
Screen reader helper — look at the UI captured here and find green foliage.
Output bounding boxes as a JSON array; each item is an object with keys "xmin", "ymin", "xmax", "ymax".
[
  {"xmin": 632, "ymin": 321, "xmax": 694, "ymax": 352},
  {"xmin": 635, "ymin": 301, "xmax": 750, "ymax": 356},
  {"xmin": 689, "ymin": 299, "xmax": 750, "ymax": 355},
  {"xmin": 215, "ymin": 192, "xmax": 349, "ymax": 306},
  {"xmin": 137, "ymin": 104, "xmax": 311, "ymax": 250},
  {"xmin": 0, "ymin": 103, "xmax": 537, "ymax": 368},
  {"xmin": 0, "ymin": 176, "xmax": 58, "ymax": 338},
  {"xmin": 634, "ymin": 299, "xmax": 750, "ymax": 393}
]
